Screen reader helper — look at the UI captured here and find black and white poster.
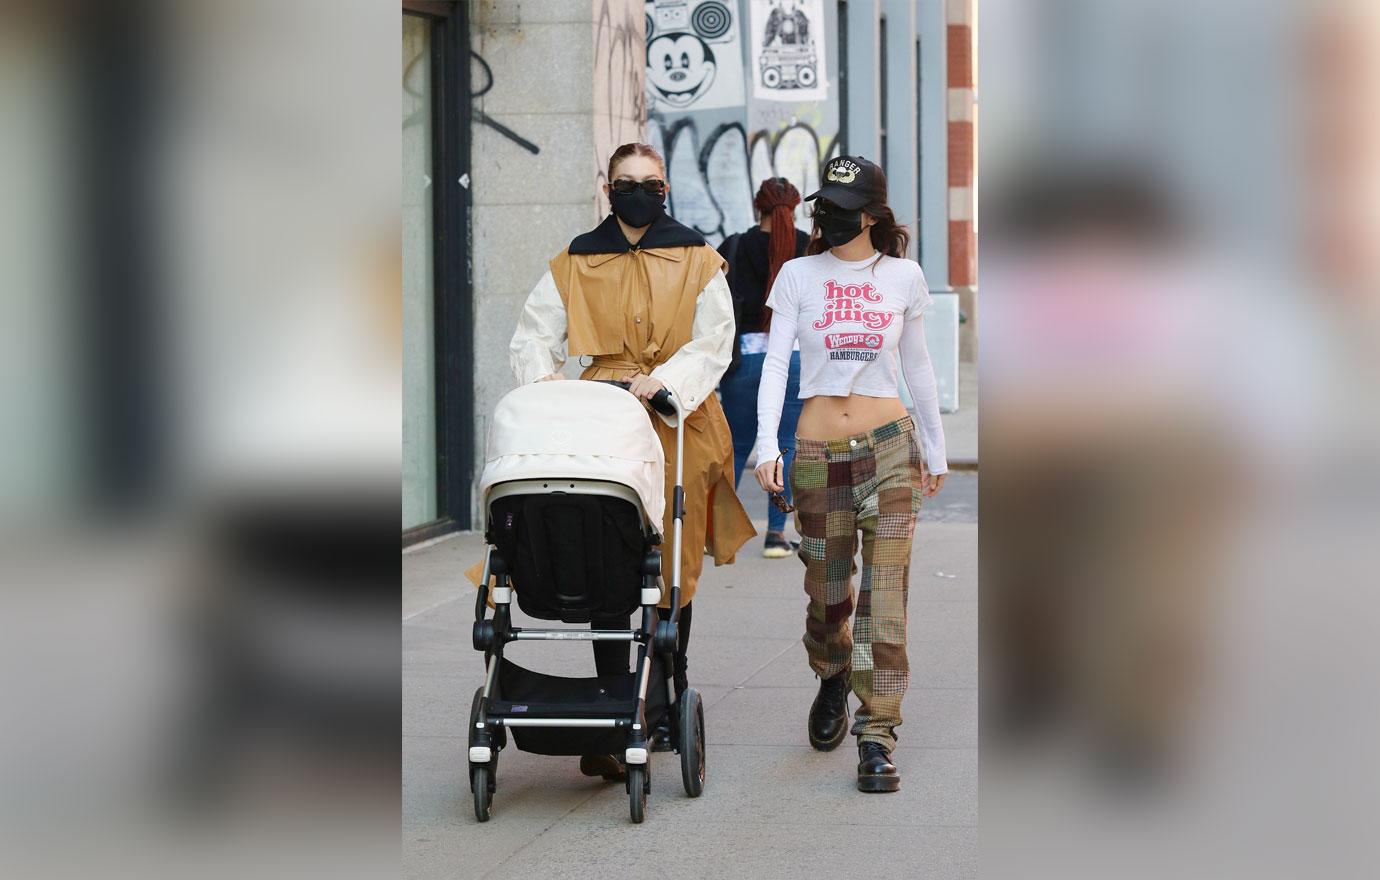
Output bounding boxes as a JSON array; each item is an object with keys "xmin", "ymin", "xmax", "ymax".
[
  {"xmin": 748, "ymin": 0, "xmax": 829, "ymax": 102},
  {"xmin": 644, "ymin": 0, "xmax": 746, "ymax": 112}
]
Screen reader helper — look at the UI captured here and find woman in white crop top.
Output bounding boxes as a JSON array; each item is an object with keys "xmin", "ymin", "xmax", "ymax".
[{"xmin": 753, "ymin": 155, "xmax": 946, "ymax": 793}]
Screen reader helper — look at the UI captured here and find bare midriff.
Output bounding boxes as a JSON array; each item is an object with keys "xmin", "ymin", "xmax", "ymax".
[{"xmin": 796, "ymin": 393, "xmax": 909, "ymax": 441}]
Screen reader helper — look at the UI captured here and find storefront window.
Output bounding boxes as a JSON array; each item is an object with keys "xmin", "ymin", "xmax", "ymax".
[{"xmin": 402, "ymin": 14, "xmax": 437, "ymax": 529}]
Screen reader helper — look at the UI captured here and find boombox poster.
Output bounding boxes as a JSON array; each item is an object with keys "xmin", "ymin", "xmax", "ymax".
[
  {"xmin": 644, "ymin": 0, "xmax": 747, "ymax": 113},
  {"xmin": 748, "ymin": 0, "xmax": 829, "ymax": 102}
]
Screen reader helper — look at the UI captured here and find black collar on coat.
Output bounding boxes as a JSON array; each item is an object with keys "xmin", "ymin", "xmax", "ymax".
[{"xmin": 567, "ymin": 211, "xmax": 706, "ymax": 255}]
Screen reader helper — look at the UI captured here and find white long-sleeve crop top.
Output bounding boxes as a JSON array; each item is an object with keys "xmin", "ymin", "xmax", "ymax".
[{"xmin": 752, "ymin": 251, "xmax": 948, "ymax": 474}]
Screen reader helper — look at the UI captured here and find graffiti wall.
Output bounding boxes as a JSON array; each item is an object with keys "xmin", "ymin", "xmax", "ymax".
[
  {"xmin": 645, "ymin": 0, "xmax": 746, "ymax": 113},
  {"xmin": 747, "ymin": 0, "xmax": 829, "ymax": 102},
  {"xmin": 645, "ymin": 0, "xmax": 839, "ymax": 245},
  {"xmin": 595, "ymin": 0, "xmax": 649, "ymax": 217}
]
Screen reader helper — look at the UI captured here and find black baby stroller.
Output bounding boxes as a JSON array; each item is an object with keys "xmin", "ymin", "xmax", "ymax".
[{"xmin": 467, "ymin": 379, "xmax": 706, "ymax": 823}]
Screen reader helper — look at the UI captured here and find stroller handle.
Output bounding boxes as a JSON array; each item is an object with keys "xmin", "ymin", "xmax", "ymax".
[
  {"xmin": 595, "ymin": 379, "xmax": 686, "ymax": 625},
  {"xmin": 596, "ymin": 380, "xmax": 677, "ymax": 419}
]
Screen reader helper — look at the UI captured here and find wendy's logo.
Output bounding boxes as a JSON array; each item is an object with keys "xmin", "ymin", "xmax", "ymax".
[
  {"xmin": 824, "ymin": 332, "xmax": 883, "ymax": 350},
  {"xmin": 812, "ymin": 279, "xmax": 894, "ymax": 331}
]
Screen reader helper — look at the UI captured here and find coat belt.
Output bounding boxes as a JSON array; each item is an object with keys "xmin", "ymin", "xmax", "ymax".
[{"xmin": 589, "ymin": 355, "xmax": 654, "ymax": 374}]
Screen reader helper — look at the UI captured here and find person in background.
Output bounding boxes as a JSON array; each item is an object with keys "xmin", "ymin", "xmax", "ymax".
[{"xmin": 718, "ymin": 178, "xmax": 811, "ymax": 557}]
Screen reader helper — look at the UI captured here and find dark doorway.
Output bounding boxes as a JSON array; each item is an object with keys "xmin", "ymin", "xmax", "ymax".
[{"xmin": 402, "ymin": 1, "xmax": 473, "ymax": 544}]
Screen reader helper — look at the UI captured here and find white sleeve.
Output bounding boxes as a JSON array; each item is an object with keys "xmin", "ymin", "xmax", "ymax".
[
  {"xmin": 650, "ymin": 270, "xmax": 734, "ymax": 413},
  {"xmin": 509, "ymin": 271, "xmax": 568, "ymax": 384},
  {"xmin": 898, "ymin": 314, "xmax": 948, "ymax": 475},
  {"xmin": 905, "ymin": 263, "xmax": 935, "ymax": 319},
  {"xmin": 752, "ymin": 269, "xmax": 798, "ymax": 464}
]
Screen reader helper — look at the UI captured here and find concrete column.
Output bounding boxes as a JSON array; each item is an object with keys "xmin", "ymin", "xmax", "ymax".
[
  {"xmin": 465, "ymin": 0, "xmax": 645, "ymax": 520},
  {"xmin": 882, "ymin": 0, "xmax": 919, "ymax": 259},
  {"xmin": 917, "ymin": 0, "xmax": 950, "ymax": 288},
  {"xmin": 844, "ymin": 0, "xmax": 881, "ymax": 159}
]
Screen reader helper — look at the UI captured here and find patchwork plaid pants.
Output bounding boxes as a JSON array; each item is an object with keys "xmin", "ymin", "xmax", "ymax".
[{"xmin": 790, "ymin": 417, "xmax": 924, "ymax": 750}]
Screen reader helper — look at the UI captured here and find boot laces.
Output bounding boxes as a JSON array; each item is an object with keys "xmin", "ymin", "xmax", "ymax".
[
  {"xmin": 860, "ymin": 741, "xmax": 890, "ymax": 760},
  {"xmin": 819, "ymin": 674, "xmax": 849, "ymax": 711}
]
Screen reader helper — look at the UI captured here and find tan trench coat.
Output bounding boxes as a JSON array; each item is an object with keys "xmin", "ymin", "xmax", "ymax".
[{"xmin": 468, "ymin": 240, "xmax": 755, "ymax": 607}]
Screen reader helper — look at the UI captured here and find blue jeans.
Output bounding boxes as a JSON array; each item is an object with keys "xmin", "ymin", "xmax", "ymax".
[{"xmin": 719, "ymin": 350, "xmax": 803, "ymax": 533}]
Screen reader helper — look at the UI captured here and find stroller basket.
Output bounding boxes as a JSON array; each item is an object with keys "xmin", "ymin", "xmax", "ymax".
[{"xmin": 494, "ymin": 656, "xmax": 668, "ymax": 757}]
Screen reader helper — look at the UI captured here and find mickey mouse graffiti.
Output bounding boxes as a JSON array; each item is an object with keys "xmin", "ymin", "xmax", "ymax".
[
  {"xmin": 645, "ymin": 0, "xmax": 737, "ymax": 111},
  {"xmin": 646, "ymin": 31, "xmax": 718, "ymax": 108}
]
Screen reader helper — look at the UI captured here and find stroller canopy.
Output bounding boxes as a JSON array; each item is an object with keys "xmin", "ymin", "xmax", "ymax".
[{"xmin": 480, "ymin": 381, "xmax": 667, "ymax": 526}]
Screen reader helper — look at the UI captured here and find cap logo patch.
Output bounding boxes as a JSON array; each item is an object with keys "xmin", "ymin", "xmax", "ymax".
[{"xmin": 826, "ymin": 159, "xmax": 861, "ymax": 184}]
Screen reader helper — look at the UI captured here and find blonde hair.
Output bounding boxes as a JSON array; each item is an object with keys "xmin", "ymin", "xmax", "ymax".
[{"xmin": 607, "ymin": 143, "xmax": 666, "ymax": 180}]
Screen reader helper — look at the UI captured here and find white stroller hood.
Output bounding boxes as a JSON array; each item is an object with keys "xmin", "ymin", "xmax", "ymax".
[{"xmin": 480, "ymin": 381, "xmax": 667, "ymax": 526}]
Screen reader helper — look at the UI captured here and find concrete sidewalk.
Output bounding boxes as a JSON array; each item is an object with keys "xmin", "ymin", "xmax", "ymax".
[
  {"xmin": 942, "ymin": 360, "xmax": 979, "ymax": 467},
  {"xmin": 403, "ymin": 477, "xmax": 977, "ymax": 880}
]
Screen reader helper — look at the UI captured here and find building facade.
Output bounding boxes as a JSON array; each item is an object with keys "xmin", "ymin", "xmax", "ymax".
[{"xmin": 402, "ymin": 0, "xmax": 977, "ymax": 541}]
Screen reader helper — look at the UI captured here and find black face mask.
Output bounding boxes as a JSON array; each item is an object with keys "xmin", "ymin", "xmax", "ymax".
[
  {"xmin": 815, "ymin": 206, "xmax": 866, "ymax": 248},
  {"xmin": 609, "ymin": 187, "xmax": 666, "ymax": 228}
]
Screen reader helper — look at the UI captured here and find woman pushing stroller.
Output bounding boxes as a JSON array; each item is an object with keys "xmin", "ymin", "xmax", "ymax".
[{"xmin": 503, "ymin": 142, "xmax": 755, "ymax": 778}]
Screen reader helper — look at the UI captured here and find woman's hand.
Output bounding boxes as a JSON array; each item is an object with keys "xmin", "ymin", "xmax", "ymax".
[
  {"xmin": 755, "ymin": 458, "xmax": 784, "ymax": 493},
  {"xmin": 535, "ymin": 372, "xmax": 565, "ymax": 382},
  {"xmin": 624, "ymin": 371, "xmax": 666, "ymax": 402},
  {"xmin": 921, "ymin": 467, "xmax": 946, "ymax": 497}
]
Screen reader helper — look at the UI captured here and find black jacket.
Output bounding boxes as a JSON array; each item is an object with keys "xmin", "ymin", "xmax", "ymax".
[
  {"xmin": 570, "ymin": 210, "xmax": 706, "ymax": 254},
  {"xmin": 719, "ymin": 225, "xmax": 811, "ymax": 375}
]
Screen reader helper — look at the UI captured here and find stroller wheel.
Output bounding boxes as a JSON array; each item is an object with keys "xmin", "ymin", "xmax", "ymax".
[
  {"xmin": 678, "ymin": 688, "xmax": 706, "ymax": 797},
  {"xmin": 627, "ymin": 765, "xmax": 647, "ymax": 823},
  {"xmin": 472, "ymin": 764, "xmax": 492, "ymax": 822}
]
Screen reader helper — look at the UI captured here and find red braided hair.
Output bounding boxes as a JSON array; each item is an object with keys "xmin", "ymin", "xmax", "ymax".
[{"xmin": 753, "ymin": 177, "xmax": 802, "ymax": 330}]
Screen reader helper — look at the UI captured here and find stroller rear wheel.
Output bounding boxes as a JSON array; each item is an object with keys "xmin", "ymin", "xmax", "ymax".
[
  {"xmin": 627, "ymin": 764, "xmax": 648, "ymax": 823},
  {"xmin": 678, "ymin": 688, "xmax": 706, "ymax": 797}
]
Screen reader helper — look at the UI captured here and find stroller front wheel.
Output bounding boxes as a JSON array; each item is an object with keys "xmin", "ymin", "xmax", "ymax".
[{"xmin": 627, "ymin": 764, "xmax": 647, "ymax": 823}]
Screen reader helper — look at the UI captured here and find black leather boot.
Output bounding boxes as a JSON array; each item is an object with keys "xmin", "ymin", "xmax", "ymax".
[
  {"xmin": 651, "ymin": 670, "xmax": 688, "ymax": 752},
  {"xmin": 807, "ymin": 671, "xmax": 851, "ymax": 751},
  {"xmin": 652, "ymin": 710, "xmax": 674, "ymax": 753},
  {"xmin": 857, "ymin": 741, "xmax": 901, "ymax": 792},
  {"xmin": 579, "ymin": 754, "xmax": 626, "ymax": 782}
]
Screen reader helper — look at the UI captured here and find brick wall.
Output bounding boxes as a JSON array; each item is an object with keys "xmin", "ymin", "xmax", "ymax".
[{"xmin": 946, "ymin": 0, "xmax": 977, "ymax": 359}]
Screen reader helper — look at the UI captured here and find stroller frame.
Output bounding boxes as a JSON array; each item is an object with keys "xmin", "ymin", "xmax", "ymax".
[{"xmin": 467, "ymin": 386, "xmax": 705, "ymax": 823}]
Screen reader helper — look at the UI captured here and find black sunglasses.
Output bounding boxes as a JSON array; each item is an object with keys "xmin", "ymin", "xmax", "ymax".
[
  {"xmin": 768, "ymin": 451, "xmax": 795, "ymax": 513},
  {"xmin": 611, "ymin": 178, "xmax": 667, "ymax": 196}
]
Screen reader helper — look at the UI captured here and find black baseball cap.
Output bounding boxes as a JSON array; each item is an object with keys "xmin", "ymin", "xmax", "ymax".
[{"xmin": 805, "ymin": 155, "xmax": 887, "ymax": 209}]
